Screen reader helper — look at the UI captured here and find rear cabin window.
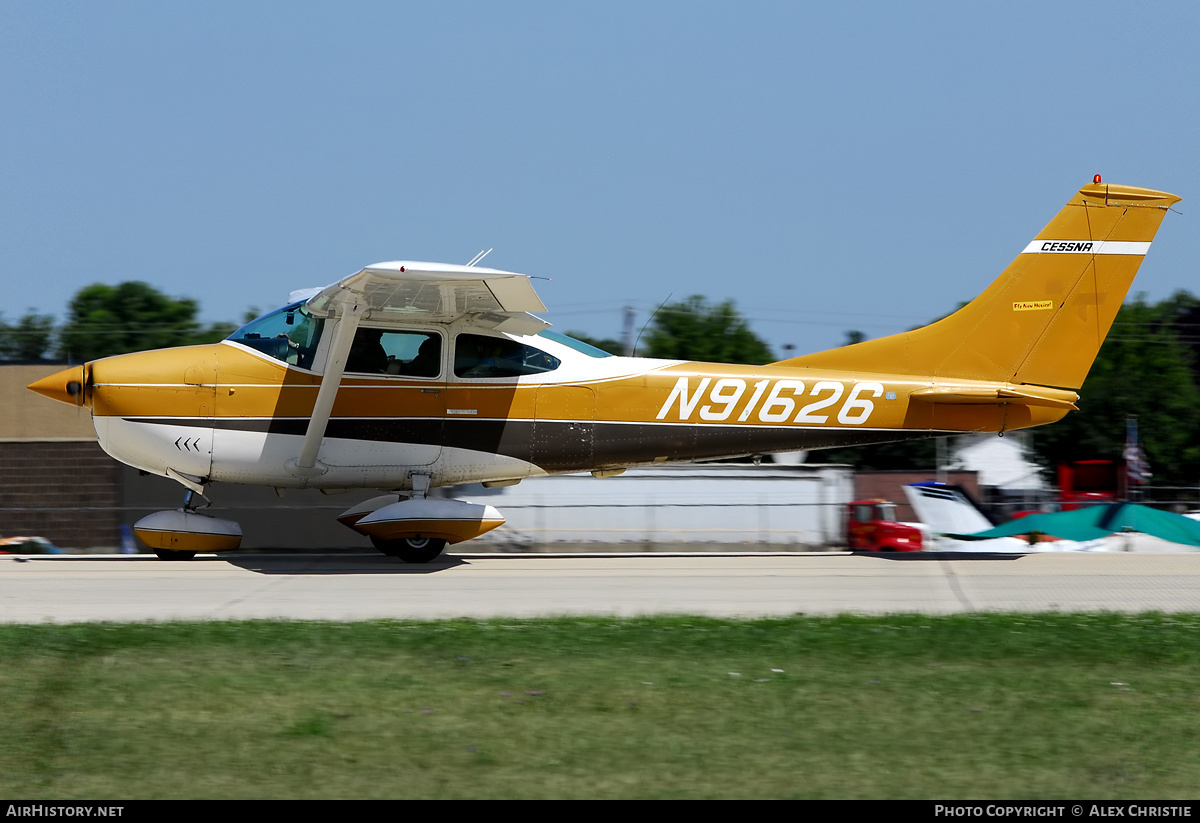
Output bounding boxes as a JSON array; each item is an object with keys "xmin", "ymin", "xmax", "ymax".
[
  {"xmin": 226, "ymin": 303, "xmax": 324, "ymax": 370},
  {"xmin": 346, "ymin": 329, "xmax": 441, "ymax": 377},
  {"xmin": 454, "ymin": 334, "xmax": 561, "ymax": 378}
]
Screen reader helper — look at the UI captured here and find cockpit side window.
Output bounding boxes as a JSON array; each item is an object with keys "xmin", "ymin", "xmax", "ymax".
[
  {"xmin": 454, "ymin": 333, "xmax": 561, "ymax": 378},
  {"xmin": 346, "ymin": 329, "xmax": 442, "ymax": 378},
  {"xmin": 226, "ymin": 303, "xmax": 324, "ymax": 370}
]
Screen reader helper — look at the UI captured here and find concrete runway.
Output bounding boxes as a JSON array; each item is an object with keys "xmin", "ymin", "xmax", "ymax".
[{"xmin": 3, "ymin": 551, "xmax": 1200, "ymax": 623}]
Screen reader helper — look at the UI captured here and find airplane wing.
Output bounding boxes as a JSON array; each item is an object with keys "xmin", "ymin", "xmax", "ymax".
[{"xmin": 304, "ymin": 261, "xmax": 550, "ymax": 335}]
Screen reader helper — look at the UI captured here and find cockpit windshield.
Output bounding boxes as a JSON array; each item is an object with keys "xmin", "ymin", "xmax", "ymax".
[
  {"xmin": 226, "ymin": 302, "xmax": 325, "ymax": 369},
  {"xmin": 537, "ymin": 330, "xmax": 615, "ymax": 357}
]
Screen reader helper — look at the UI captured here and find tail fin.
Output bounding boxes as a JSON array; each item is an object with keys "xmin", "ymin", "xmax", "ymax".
[
  {"xmin": 776, "ymin": 181, "xmax": 1180, "ymax": 389},
  {"xmin": 902, "ymin": 483, "xmax": 994, "ymax": 534}
]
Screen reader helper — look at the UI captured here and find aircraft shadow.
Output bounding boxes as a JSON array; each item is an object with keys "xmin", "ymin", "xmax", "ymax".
[
  {"xmin": 4, "ymin": 552, "xmax": 466, "ymax": 574},
  {"xmin": 223, "ymin": 553, "xmax": 469, "ymax": 575},
  {"xmin": 848, "ymin": 551, "xmax": 1027, "ymax": 561}
]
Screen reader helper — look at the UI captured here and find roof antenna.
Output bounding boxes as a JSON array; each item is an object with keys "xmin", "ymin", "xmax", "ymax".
[
  {"xmin": 466, "ymin": 249, "xmax": 493, "ymax": 267},
  {"xmin": 632, "ymin": 293, "xmax": 673, "ymax": 357}
]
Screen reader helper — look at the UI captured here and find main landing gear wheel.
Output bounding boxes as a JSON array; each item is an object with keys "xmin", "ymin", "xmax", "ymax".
[
  {"xmin": 153, "ymin": 549, "xmax": 197, "ymax": 561},
  {"xmin": 370, "ymin": 536, "xmax": 448, "ymax": 563}
]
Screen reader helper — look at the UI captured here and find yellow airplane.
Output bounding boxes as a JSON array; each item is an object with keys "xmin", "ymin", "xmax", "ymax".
[{"xmin": 29, "ymin": 178, "xmax": 1179, "ymax": 561}]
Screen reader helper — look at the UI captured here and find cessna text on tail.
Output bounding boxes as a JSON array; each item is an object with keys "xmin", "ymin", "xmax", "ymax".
[{"xmin": 29, "ymin": 180, "xmax": 1180, "ymax": 561}]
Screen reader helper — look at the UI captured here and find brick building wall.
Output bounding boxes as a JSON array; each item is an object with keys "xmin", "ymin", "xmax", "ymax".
[
  {"xmin": 0, "ymin": 441, "xmax": 123, "ymax": 548},
  {"xmin": 1, "ymin": 364, "xmax": 119, "ymax": 549}
]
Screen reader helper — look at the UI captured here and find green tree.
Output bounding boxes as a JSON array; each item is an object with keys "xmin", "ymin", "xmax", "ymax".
[
  {"xmin": 1029, "ymin": 294, "xmax": 1200, "ymax": 486},
  {"xmin": 57, "ymin": 282, "xmax": 234, "ymax": 361},
  {"xmin": 0, "ymin": 313, "xmax": 55, "ymax": 361},
  {"xmin": 816, "ymin": 438, "xmax": 940, "ymax": 471},
  {"xmin": 641, "ymin": 296, "xmax": 773, "ymax": 364},
  {"xmin": 197, "ymin": 321, "xmax": 239, "ymax": 343},
  {"xmin": 1157, "ymin": 289, "xmax": 1200, "ymax": 387}
]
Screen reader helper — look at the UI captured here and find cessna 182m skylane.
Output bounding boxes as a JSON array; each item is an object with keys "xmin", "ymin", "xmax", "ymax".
[{"xmin": 29, "ymin": 179, "xmax": 1180, "ymax": 561}]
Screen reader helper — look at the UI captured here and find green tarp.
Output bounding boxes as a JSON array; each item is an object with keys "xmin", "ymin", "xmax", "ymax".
[{"xmin": 948, "ymin": 502, "xmax": 1200, "ymax": 547}]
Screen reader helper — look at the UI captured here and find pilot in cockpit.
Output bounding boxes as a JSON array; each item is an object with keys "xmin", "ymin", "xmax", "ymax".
[{"xmin": 347, "ymin": 328, "xmax": 389, "ymax": 373}]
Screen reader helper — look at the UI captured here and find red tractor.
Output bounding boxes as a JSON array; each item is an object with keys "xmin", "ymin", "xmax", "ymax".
[{"xmin": 846, "ymin": 500, "xmax": 924, "ymax": 552}]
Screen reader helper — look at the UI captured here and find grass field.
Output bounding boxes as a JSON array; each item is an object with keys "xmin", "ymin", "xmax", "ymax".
[{"xmin": 2, "ymin": 614, "xmax": 1199, "ymax": 799}]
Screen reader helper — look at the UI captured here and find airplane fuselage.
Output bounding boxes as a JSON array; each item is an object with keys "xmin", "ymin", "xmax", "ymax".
[{"xmin": 76, "ymin": 326, "xmax": 1070, "ymax": 493}]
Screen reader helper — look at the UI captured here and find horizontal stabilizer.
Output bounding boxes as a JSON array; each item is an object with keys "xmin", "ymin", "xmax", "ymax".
[{"xmin": 909, "ymin": 384, "xmax": 1078, "ymax": 410}]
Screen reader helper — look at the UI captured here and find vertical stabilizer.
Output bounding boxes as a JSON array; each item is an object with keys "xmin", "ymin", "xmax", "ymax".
[{"xmin": 777, "ymin": 182, "xmax": 1180, "ymax": 389}]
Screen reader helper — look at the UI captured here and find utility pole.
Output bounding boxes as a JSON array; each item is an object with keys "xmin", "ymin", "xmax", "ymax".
[
  {"xmin": 621, "ymin": 305, "xmax": 636, "ymax": 356},
  {"xmin": 937, "ymin": 436, "xmax": 948, "ymax": 485}
]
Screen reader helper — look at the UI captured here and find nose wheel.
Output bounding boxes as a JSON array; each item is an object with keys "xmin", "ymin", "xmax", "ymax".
[
  {"xmin": 151, "ymin": 489, "xmax": 207, "ymax": 561},
  {"xmin": 370, "ymin": 536, "xmax": 447, "ymax": 563},
  {"xmin": 139, "ymin": 486, "xmax": 240, "ymax": 560}
]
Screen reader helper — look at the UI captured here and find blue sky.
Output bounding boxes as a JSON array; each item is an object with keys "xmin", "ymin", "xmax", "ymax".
[{"xmin": 3, "ymin": 1, "xmax": 1198, "ymax": 357}]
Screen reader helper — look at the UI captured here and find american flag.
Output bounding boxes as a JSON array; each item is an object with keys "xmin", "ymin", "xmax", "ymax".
[{"xmin": 1124, "ymin": 418, "xmax": 1151, "ymax": 486}]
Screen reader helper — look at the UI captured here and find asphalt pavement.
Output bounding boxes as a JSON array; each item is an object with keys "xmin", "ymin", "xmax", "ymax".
[{"xmin": 2, "ymin": 551, "xmax": 1199, "ymax": 623}]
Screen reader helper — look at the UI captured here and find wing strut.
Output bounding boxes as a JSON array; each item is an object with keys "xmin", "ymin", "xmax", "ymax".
[{"xmin": 287, "ymin": 298, "xmax": 366, "ymax": 477}]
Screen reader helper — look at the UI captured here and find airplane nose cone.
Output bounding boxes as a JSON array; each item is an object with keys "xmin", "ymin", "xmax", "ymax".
[{"xmin": 27, "ymin": 365, "xmax": 88, "ymax": 408}]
